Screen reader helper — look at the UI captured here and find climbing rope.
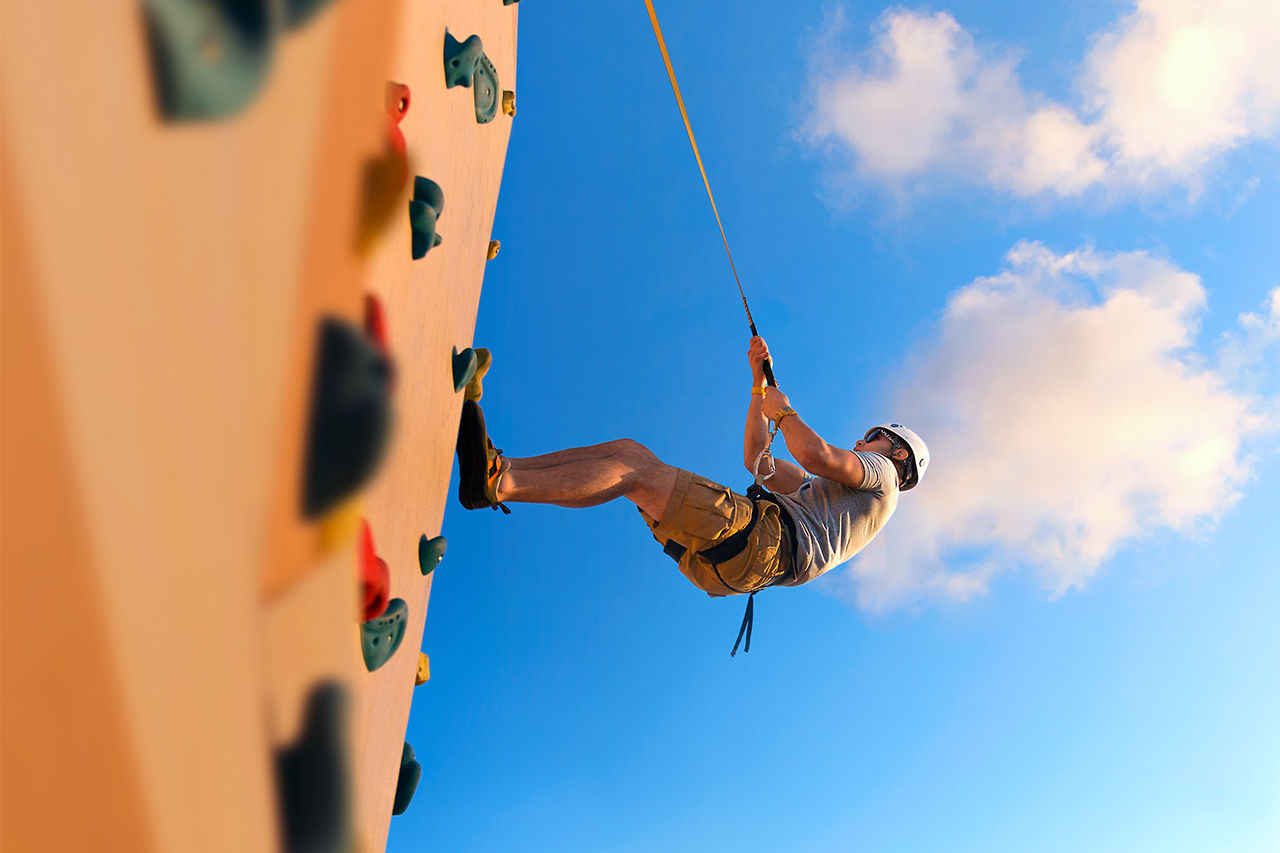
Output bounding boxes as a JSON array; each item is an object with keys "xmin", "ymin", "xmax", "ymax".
[
  {"xmin": 642, "ymin": 0, "xmax": 775, "ymax": 388},
  {"xmin": 645, "ymin": 2, "xmax": 789, "ymax": 657}
]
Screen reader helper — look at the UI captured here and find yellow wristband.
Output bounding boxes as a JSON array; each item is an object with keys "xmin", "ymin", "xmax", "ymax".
[
  {"xmin": 751, "ymin": 387, "xmax": 766, "ymax": 396},
  {"xmin": 773, "ymin": 406, "xmax": 797, "ymax": 427}
]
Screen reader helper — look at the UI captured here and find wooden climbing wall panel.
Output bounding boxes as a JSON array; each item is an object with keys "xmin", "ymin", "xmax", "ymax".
[{"xmin": 1, "ymin": 0, "xmax": 518, "ymax": 850}]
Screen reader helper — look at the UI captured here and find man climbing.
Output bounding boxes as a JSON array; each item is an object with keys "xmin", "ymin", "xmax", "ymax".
[{"xmin": 455, "ymin": 336, "xmax": 929, "ymax": 606}]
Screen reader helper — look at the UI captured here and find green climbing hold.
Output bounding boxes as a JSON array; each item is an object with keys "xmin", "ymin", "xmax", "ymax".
[
  {"xmin": 442, "ymin": 31, "xmax": 500, "ymax": 123},
  {"xmin": 143, "ymin": 0, "xmax": 276, "ymax": 121},
  {"xmin": 274, "ymin": 682, "xmax": 353, "ymax": 851},
  {"xmin": 392, "ymin": 742, "xmax": 422, "ymax": 816},
  {"xmin": 360, "ymin": 599, "xmax": 407, "ymax": 672},
  {"xmin": 504, "ymin": 0, "xmax": 521, "ymax": 6},
  {"xmin": 452, "ymin": 347, "xmax": 478, "ymax": 392},
  {"xmin": 418, "ymin": 535, "xmax": 447, "ymax": 575},
  {"xmin": 409, "ymin": 177, "xmax": 445, "ymax": 260}
]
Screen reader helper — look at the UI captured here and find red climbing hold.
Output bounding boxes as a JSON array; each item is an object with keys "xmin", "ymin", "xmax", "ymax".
[
  {"xmin": 359, "ymin": 519, "xmax": 391, "ymax": 622},
  {"xmin": 384, "ymin": 82, "xmax": 411, "ymax": 161}
]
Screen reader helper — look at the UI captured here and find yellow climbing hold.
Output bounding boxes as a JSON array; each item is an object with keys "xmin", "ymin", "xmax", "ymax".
[
  {"xmin": 486, "ymin": 240, "xmax": 501, "ymax": 260},
  {"xmin": 464, "ymin": 347, "xmax": 492, "ymax": 402},
  {"xmin": 317, "ymin": 496, "xmax": 363, "ymax": 556},
  {"xmin": 415, "ymin": 653, "xmax": 431, "ymax": 685},
  {"xmin": 502, "ymin": 90, "xmax": 516, "ymax": 117}
]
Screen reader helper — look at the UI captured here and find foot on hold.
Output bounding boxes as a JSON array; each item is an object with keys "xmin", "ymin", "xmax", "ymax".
[
  {"xmin": 452, "ymin": 346, "xmax": 478, "ymax": 392},
  {"xmin": 143, "ymin": 0, "xmax": 276, "ymax": 121},
  {"xmin": 360, "ymin": 599, "xmax": 407, "ymax": 672},
  {"xmin": 274, "ymin": 681, "xmax": 353, "ymax": 853},
  {"xmin": 415, "ymin": 653, "xmax": 431, "ymax": 685},
  {"xmin": 409, "ymin": 177, "xmax": 445, "ymax": 259},
  {"xmin": 442, "ymin": 31, "xmax": 500, "ymax": 123},
  {"xmin": 418, "ymin": 534, "xmax": 446, "ymax": 575},
  {"xmin": 303, "ymin": 318, "xmax": 393, "ymax": 518},
  {"xmin": 392, "ymin": 743, "xmax": 422, "ymax": 816},
  {"xmin": 455, "ymin": 400, "xmax": 511, "ymax": 514},
  {"xmin": 464, "ymin": 347, "xmax": 492, "ymax": 402},
  {"xmin": 359, "ymin": 520, "xmax": 391, "ymax": 621}
]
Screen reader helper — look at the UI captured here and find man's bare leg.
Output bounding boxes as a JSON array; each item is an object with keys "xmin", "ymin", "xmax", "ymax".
[{"xmin": 496, "ymin": 438, "xmax": 677, "ymax": 519}]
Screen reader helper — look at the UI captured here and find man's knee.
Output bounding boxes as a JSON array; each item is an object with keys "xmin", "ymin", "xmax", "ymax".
[{"xmin": 610, "ymin": 438, "xmax": 656, "ymax": 468}]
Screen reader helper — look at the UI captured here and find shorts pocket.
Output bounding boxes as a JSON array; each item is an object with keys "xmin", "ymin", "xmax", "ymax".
[{"xmin": 681, "ymin": 479, "xmax": 741, "ymax": 543}]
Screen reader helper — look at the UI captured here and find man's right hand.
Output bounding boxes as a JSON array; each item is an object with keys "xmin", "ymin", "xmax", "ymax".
[{"xmin": 748, "ymin": 336, "xmax": 771, "ymax": 385}]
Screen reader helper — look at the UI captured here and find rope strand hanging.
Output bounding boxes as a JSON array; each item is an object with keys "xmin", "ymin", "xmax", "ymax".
[{"xmin": 642, "ymin": 0, "xmax": 776, "ymax": 388}]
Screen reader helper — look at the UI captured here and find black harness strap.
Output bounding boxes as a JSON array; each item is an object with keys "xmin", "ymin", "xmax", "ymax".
[{"xmin": 661, "ymin": 485, "xmax": 799, "ymax": 656}]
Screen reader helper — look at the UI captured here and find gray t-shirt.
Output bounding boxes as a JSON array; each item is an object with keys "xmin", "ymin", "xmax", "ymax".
[{"xmin": 771, "ymin": 451, "xmax": 899, "ymax": 585}]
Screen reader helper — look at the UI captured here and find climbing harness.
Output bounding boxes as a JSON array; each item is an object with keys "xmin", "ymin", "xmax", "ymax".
[{"xmin": 645, "ymin": 1, "xmax": 803, "ymax": 654}]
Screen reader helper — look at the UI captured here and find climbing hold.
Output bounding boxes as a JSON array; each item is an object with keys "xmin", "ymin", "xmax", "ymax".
[
  {"xmin": 384, "ymin": 81, "xmax": 411, "ymax": 160},
  {"xmin": 357, "ymin": 82, "xmax": 413, "ymax": 252},
  {"xmin": 363, "ymin": 294, "xmax": 389, "ymax": 354},
  {"xmin": 392, "ymin": 743, "xmax": 422, "ymax": 816},
  {"xmin": 359, "ymin": 520, "xmax": 391, "ymax": 622},
  {"xmin": 502, "ymin": 90, "xmax": 516, "ymax": 117},
  {"xmin": 486, "ymin": 240, "xmax": 501, "ymax": 261},
  {"xmin": 360, "ymin": 598, "xmax": 407, "ymax": 672},
  {"xmin": 418, "ymin": 535, "xmax": 446, "ymax": 575},
  {"xmin": 415, "ymin": 653, "xmax": 431, "ymax": 685},
  {"xmin": 503, "ymin": 0, "xmax": 521, "ymax": 5},
  {"xmin": 410, "ymin": 177, "xmax": 445, "ymax": 259},
  {"xmin": 472, "ymin": 56, "xmax": 499, "ymax": 124},
  {"xmin": 443, "ymin": 31, "xmax": 500, "ymax": 123},
  {"xmin": 283, "ymin": 0, "xmax": 337, "ymax": 30},
  {"xmin": 443, "ymin": 31, "xmax": 484, "ymax": 88},
  {"xmin": 317, "ymin": 496, "xmax": 363, "ymax": 556},
  {"xmin": 274, "ymin": 682, "xmax": 352, "ymax": 852},
  {"xmin": 464, "ymin": 348, "xmax": 492, "ymax": 402},
  {"xmin": 303, "ymin": 318, "xmax": 393, "ymax": 518},
  {"xmin": 452, "ymin": 346, "xmax": 478, "ymax": 392},
  {"xmin": 142, "ymin": 0, "xmax": 277, "ymax": 121}
]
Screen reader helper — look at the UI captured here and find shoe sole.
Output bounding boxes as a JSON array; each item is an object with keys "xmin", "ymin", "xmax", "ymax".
[{"xmin": 455, "ymin": 400, "xmax": 490, "ymax": 509}]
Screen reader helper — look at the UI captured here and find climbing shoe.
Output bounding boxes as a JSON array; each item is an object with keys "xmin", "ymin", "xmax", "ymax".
[{"xmin": 456, "ymin": 400, "xmax": 511, "ymax": 514}]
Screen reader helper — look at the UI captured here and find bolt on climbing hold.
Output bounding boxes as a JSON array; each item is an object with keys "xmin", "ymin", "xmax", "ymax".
[
  {"xmin": 415, "ymin": 653, "xmax": 431, "ymax": 685},
  {"xmin": 410, "ymin": 176, "xmax": 445, "ymax": 259},
  {"xmin": 443, "ymin": 31, "xmax": 499, "ymax": 123},
  {"xmin": 274, "ymin": 682, "xmax": 353, "ymax": 852},
  {"xmin": 392, "ymin": 743, "xmax": 422, "ymax": 816},
  {"xmin": 486, "ymin": 240, "xmax": 501, "ymax": 261},
  {"xmin": 143, "ymin": 0, "xmax": 277, "ymax": 121},
  {"xmin": 303, "ymin": 318, "xmax": 393, "ymax": 518},
  {"xmin": 464, "ymin": 348, "xmax": 492, "ymax": 402},
  {"xmin": 418, "ymin": 534, "xmax": 447, "ymax": 575},
  {"xmin": 360, "ymin": 598, "xmax": 407, "ymax": 672},
  {"xmin": 359, "ymin": 520, "xmax": 391, "ymax": 622},
  {"xmin": 452, "ymin": 346, "xmax": 478, "ymax": 392},
  {"xmin": 502, "ymin": 90, "xmax": 516, "ymax": 117}
]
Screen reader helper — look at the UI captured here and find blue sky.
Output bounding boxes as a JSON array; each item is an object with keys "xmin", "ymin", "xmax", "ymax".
[{"xmin": 390, "ymin": 2, "xmax": 1279, "ymax": 850}]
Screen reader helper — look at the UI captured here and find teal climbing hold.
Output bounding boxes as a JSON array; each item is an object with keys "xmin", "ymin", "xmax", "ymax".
[
  {"xmin": 442, "ymin": 31, "xmax": 500, "ymax": 123},
  {"xmin": 443, "ymin": 31, "xmax": 484, "ymax": 88},
  {"xmin": 452, "ymin": 347, "xmax": 478, "ymax": 392},
  {"xmin": 409, "ymin": 177, "xmax": 445, "ymax": 260},
  {"xmin": 392, "ymin": 742, "xmax": 422, "ymax": 816},
  {"xmin": 360, "ymin": 599, "xmax": 407, "ymax": 672},
  {"xmin": 418, "ymin": 535, "xmax": 447, "ymax": 575},
  {"xmin": 503, "ymin": 0, "xmax": 521, "ymax": 5},
  {"xmin": 143, "ymin": 0, "xmax": 276, "ymax": 121}
]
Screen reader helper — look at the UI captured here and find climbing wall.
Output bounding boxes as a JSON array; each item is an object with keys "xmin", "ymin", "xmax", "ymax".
[{"xmin": 1, "ymin": 1, "xmax": 518, "ymax": 851}]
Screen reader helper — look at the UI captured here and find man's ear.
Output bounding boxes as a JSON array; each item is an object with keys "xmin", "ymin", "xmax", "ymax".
[{"xmin": 892, "ymin": 448, "xmax": 910, "ymax": 463}]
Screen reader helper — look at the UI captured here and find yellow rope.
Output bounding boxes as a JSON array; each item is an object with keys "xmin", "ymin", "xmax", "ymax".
[{"xmin": 642, "ymin": 0, "xmax": 748, "ymax": 311}]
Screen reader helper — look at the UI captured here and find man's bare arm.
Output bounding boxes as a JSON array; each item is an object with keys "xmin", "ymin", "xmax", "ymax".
[{"xmin": 761, "ymin": 388, "xmax": 867, "ymax": 490}]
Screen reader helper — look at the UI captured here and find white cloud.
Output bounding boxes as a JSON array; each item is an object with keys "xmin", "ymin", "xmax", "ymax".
[
  {"xmin": 823, "ymin": 243, "xmax": 1272, "ymax": 611},
  {"xmin": 806, "ymin": 1, "xmax": 1280, "ymax": 198}
]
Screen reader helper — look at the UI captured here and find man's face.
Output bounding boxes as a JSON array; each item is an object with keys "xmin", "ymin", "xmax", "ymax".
[{"xmin": 856, "ymin": 427, "xmax": 907, "ymax": 463}]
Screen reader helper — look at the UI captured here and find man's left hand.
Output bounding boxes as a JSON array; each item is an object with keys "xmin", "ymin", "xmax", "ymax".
[{"xmin": 761, "ymin": 387, "xmax": 791, "ymax": 422}]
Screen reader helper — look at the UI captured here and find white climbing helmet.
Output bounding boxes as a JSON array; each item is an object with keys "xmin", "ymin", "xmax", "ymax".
[{"xmin": 868, "ymin": 423, "xmax": 930, "ymax": 491}]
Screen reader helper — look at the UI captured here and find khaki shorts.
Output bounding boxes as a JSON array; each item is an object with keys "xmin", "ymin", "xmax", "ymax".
[{"xmin": 638, "ymin": 469, "xmax": 793, "ymax": 597}]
